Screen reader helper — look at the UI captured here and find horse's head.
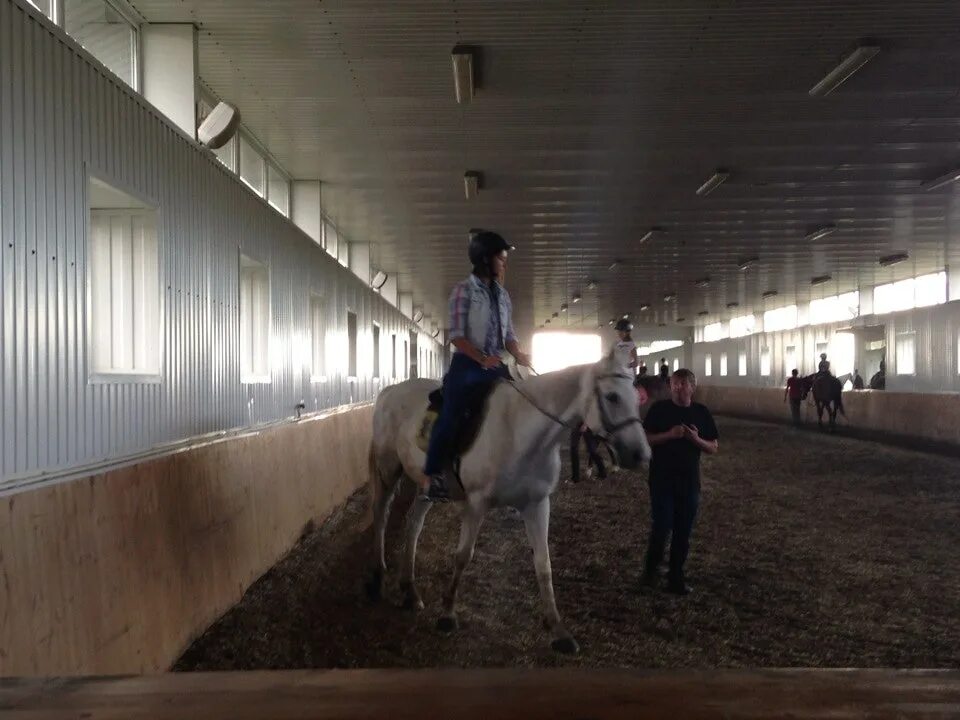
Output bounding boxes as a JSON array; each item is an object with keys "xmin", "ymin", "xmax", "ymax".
[{"xmin": 583, "ymin": 350, "xmax": 651, "ymax": 469}]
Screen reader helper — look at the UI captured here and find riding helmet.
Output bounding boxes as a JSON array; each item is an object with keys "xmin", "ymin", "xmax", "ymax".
[
  {"xmin": 615, "ymin": 319, "xmax": 633, "ymax": 332},
  {"xmin": 468, "ymin": 230, "xmax": 514, "ymax": 268}
]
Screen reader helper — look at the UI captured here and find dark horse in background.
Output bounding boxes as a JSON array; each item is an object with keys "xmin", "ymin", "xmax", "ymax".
[{"xmin": 801, "ymin": 372, "xmax": 849, "ymax": 432}]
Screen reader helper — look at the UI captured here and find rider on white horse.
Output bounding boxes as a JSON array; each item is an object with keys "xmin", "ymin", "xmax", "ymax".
[
  {"xmin": 613, "ymin": 318, "xmax": 638, "ymax": 372},
  {"xmin": 422, "ymin": 230, "xmax": 532, "ymax": 501}
]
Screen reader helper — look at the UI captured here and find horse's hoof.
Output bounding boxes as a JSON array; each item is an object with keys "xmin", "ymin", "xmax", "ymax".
[
  {"xmin": 551, "ymin": 636, "xmax": 580, "ymax": 655},
  {"xmin": 437, "ymin": 616, "xmax": 458, "ymax": 633}
]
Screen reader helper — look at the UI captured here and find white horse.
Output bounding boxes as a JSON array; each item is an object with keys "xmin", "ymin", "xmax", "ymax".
[{"xmin": 366, "ymin": 350, "xmax": 651, "ymax": 653}]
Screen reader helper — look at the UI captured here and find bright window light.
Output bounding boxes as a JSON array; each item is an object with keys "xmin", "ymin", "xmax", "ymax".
[
  {"xmin": 673, "ymin": 358, "xmax": 679, "ymax": 371},
  {"xmin": 763, "ymin": 305, "xmax": 798, "ymax": 332},
  {"xmin": 915, "ymin": 271, "xmax": 947, "ymax": 308},
  {"xmin": 785, "ymin": 345, "xmax": 797, "ymax": 374},
  {"xmin": 833, "ymin": 332, "xmax": 855, "ymax": 379},
  {"xmin": 760, "ymin": 348, "xmax": 771, "ymax": 376},
  {"xmin": 651, "ymin": 340, "xmax": 684, "ymax": 353},
  {"xmin": 720, "ymin": 352, "xmax": 728, "ymax": 376},
  {"xmin": 729, "ymin": 314, "xmax": 756, "ymax": 338},
  {"xmin": 896, "ymin": 333, "xmax": 916, "ymax": 375},
  {"xmin": 705, "ymin": 354, "xmax": 712, "ymax": 376},
  {"xmin": 809, "ymin": 291, "xmax": 859, "ymax": 324},
  {"xmin": 703, "ymin": 322, "xmax": 727, "ymax": 342},
  {"xmin": 738, "ymin": 350, "xmax": 747, "ymax": 376},
  {"xmin": 532, "ymin": 332, "xmax": 602, "ymax": 373}
]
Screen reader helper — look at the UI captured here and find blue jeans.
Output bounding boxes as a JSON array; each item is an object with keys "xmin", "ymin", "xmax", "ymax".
[
  {"xmin": 423, "ymin": 353, "xmax": 508, "ymax": 476},
  {"xmin": 644, "ymin": 476, "xmax": 700, "ymax": 582}
]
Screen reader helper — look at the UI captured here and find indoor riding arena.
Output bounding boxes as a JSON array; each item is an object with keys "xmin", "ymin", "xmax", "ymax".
[{"xmin": 3, "ymin": 1, "xmax": 960, "ymax": 718}]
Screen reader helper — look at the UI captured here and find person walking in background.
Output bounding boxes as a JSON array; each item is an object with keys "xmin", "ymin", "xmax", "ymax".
[
  {"xmin": 659, "ymin": 358, "xmax": 670, "ymax": 380},
  {"xmin": 641, "ymin": 369, "xmax": 719, "ymax": 596},
  {"xmin": 785, "ymin": 369, "xmax": 803, "ymax": 426},
  {"xmin": 852, "ymin": 369, "xmax": 864, "ymax": 390},
  {"xmin": 613, "ymin": 319, "xmax": 638, "ymax": 372}
]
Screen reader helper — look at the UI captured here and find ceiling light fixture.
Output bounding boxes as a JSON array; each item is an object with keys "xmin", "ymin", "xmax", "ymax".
[
  {"xmin": 879, "ymin": 252, "xmax": 909, "ymax": 267},
  {"xmin": 587, "ymin": 280, "xmax": 598, "ymax": 290},
  {"xmin": 572, "ymin": 293, "xmax": 582, "ymax": 303},
  {"xmin": 808, "ymin": 41, "xmax": 880, "ymax": 97},
  {"xmin": 695, "ymin": 168, "xmax": 730, "ymax": 197},
  {"xmin": 805, "ymin": 223, "xmax": 837, "ymax": 242},
  {"xmin": 639, "ymin": 303, "xmax": 650, "ymax": 311},
  {"xmin": 451, "ymin": 45, "xmax": 475, "ymax": 104},
  {"xmin": 463, "ymin": 171, "xmax": 481, "ymax": 200},
  {"xmin": 609, "ymin": 259, "xmax": 621, "ymax": 271},
  {"xmin": 762, "ymin": 290, "xmax": 779, "ymax": 299},
  {"xmin": 560, "ymin": 303, "xmax": 568, "ymax": 312},
  {"xmin": 738, "ymin": 256, "xmax": 759, "ymax": 271},
  {"xmin": 676, "ymin": 317, "xmax": 686, "ymax": 323},
  {"xmin": 922, "ymin": 168, "xmax": 960, "ymax": 191},
  {"xmin": 371, "ymin": 270, "xmax": 388, "ymax": 290},
  {"xmin": 697, "ymin": 310, "xmax": 709, "ymax": 317},
  {"xmin": 810, "ymin": 274, "xmax": 832, "ymax": 286},
  {"xmin": 727, "ymin": 302, "xmax": 740, "ymax": 309},
  {"xmin": 663, "ymin": 293, "xmax": 678, "ymax": 302},
  {"xmin": 694, "ymin": 276, "xmax": 711, "ymax": 288},
  {"xmin": 638, "ymin": 226, "xmax": 665, "ymax": 244},
  {"xmin": 412, "ymin": 308, "xmax": 424, "ymax": 323}
]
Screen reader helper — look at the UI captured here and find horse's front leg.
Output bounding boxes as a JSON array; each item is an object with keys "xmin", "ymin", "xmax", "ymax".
[
  {"xmin": 437, "ymin": 502, "xmax": 485, "ymax": 631},
  {"xmin": 522, "ymin": 497, "xmax": 578, "ymax": 654}
]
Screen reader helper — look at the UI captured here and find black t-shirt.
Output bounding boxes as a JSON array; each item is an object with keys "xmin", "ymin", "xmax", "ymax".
[{"xmin": 643, "ymin": 400, "xmax": 719, "ymax": 483}]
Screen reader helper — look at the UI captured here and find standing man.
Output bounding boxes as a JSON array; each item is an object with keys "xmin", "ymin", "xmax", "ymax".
[
  {"xmin": 422, "ymin": 231, "xmax": 531, "ymax": 501},
  {"xmin": 658, "ymin": 358, "xmax": 670, "ymax": 380},
  {"xmin": 852, "ymin": 369, "xmax": 865, "ymax": 390},
  {"xmin": 641, "ymin": 369, "xmax": 719, "ymax": 595},
  {"xmin": 784, "ymin": 368, "xmax": 804, "ymax": 426}
]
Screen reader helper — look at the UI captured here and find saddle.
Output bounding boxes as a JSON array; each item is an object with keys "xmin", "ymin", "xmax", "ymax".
[{"xmin": 415, "ymin": 382, "xmax": 500, "ymax": 463}]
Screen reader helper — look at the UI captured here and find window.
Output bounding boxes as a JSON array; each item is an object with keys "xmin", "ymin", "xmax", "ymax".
[
  {"xmin": 720, "ymin": 352, "xmax": 728, "ymax": 376},
  {"xmin": 372, "ymin": 324, "xmax": 381, "ymax": 378},
  {"xmin": 391, "ymin": 334, "xmax": 397, "ymax": 378},
  {"xmin": 809, "ymin": 291, "xmax": 859, "ymax": 324},
  {"xmin": 240, "ymin": 255, "xmax": 270, "ymax": 383},
  {"xmin": 347, "ymin": 311, "xmax": 358, "ymax": 378},
  {"xmin": 729, "ymin": 314, "xmax": 756, "ymax": 338},
  {"xmin": 738, "ymin": 350, "xmax": 747, "ymax": 376},
  {"xmin": 213, "ymin": 135, "xmax": 236, "ymax": 172},
  {"xmin": 760, "ymin": 347, "xmax": 771, "ymax": 376},
  {"xmin": 324, "ymin": 220, "xmax": 337, "ymax": 257},
  {"xmin": 64, "ymin": 0, "xmax": 138, "ymax": 89},
  {"xmin": 673, "ymin": 357, "xmax": 679, "ymax": 371},
  {"xmin": 239, "ymin": 134, "xmax": 264, "ymax": 195},
  {"xmin": 875, "ymin": 271, "xmax": 946, "ymax": 314},
  {"xmin": 26, "ymin": 0, "xmax": 56, "ymax": 21},
  {"xmin": 310, "ymin": 295, "xmax": 326, "ymax": 381},
  {"xmin": 785, "ymin": 345, "xmax": 797, "ymax": 374},
  {"xmin": 704, "ymin": 354, "xmax": 712, "ymax": 377},
  {"xmin": 896, "ymin": 333, "xmax": 916, "ymax": 375},
  {"xmin": 89, "ymin": 179, "xmax": 160, "ymax": 379},
  {"xmin": 703, "ymin": 322, "xmax": 727, "ymax": 342},
  {"xmin": 267, "ymin": 164, "xmax": 289, "ymax": 216},
  {"xmin": 338, "ymin": 236, "xmax": 350, "ymax": 268},
  {"xmin": 403, "ymin": 340, "xmax": 409, "ymax": 379},
  {"xmin": 763, "ymin": 305, "xmax": 798, "ymax": 332},
  {"xmin": 532, "ymin": 332, "xmax": 603, "ymax": 373}
]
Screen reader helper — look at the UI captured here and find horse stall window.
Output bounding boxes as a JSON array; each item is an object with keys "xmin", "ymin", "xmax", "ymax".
[
  {"xmin": 240, "ymin": 255, "xmax": 270, "ymax": 383},
  {"xmin": 239, "ymin": 133, "xmax": 265, "ymax": 196},
  {"xmin": 896, "ymin": 332, "xmax": 916, "ymax": 375},
  {"xmin": 720, "ymin": 352, "xmax": 728, "ymax": 376},
  {"xmin": 88, "ymin": 178, "xmax": 160, "ymax": 381},
  {"xmin": 785, "ymin": 345, "xmax": 797, "ymax": 374},
  {"xmin": 704, "ymin": 354, "xmax": 713, "ymax": 376},
  {"xmin": 760, "ymin": 347, "xmax": 771, "ymax": 376},
  {"xmin": 310, "ymin": 295, "xmax": 327, "ymax": 381},
  {"xmin": 403, "ymin": 340, "xmax": 409, "ymax": 378},
  {"xmin": 347, "ymin": 311, "xmax": 358, "ymax": 378},
  {"xmin": 372, "ymin": 324, "xmax": 381, "ymax": 378},
  {"xmin": 673, "ymin": 358, "xmax": 679, "ymax": 372},
  {"xmin": 738, "ymin": 350, "xmax": 747, "ymax": 376},
  {"xmin": 391, "ymin": 334, "xmax": 397, "ymax": 378},
  {"xmin": 64, "ymin": 0, "xmax": 139, "ymax": 90}
]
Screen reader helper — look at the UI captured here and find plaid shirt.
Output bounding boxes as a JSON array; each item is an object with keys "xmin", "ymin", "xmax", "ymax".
[{"xmin": 448, "ymin": 274, "xmax": 517, "ymax": 356}]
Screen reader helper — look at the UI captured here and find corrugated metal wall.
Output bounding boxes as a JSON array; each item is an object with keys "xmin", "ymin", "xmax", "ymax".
[
  {"xmin": 0, "ymin": 0, "xmax": 441, "ymax": 486},
  {"xmin": 691, "ymin": 302, "xmax": 960, "ymax": 393}
]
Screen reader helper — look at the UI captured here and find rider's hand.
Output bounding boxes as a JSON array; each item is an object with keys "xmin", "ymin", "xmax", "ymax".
[
  {"xmin": 515, "ymin": 351, "xmax": 532, "ymax": 368},
  {"xmin": 480, "ymin": 353, "xmax": 502, "ymax": 370},
  {"xmin": 683, "ymin": 424, "xmax": 700, "ymax": 442}
]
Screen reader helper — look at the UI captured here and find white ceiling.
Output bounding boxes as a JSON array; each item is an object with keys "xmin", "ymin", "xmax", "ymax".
[{"xmin": 131, "ymin": 0, "xmax": 960, "ymax": 341}]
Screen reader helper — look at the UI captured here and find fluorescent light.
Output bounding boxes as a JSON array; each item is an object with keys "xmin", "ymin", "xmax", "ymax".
[
  {"xmin": 676, "ymin": 317, "xmax": 686, "ymax": 323},
  {"xmin": 694, "ymin": 276, "xmax": 711, "ymax": 288},
  {"xmin": 808, "ymin": 42, "xmax": 880, "ymax": 97},
  {"xmin": 698, "ymin": 310, "xmax": 709, "ymax": 316},
  {"xmin": 572, "ymin": 293, "xmax": 581, "ymax": 303},
  {"xmin": 464, "ymin": 171, "xmax": 481, "ymax": 199},
  {"xmin": 639, "ymin": 303, "xmax": 650, "ymax": 311},
  {"xmin": 587, "ymin": 280, "xmax": 598, "ymax": 290},
  {"xmin": 695, "ymin": 169, "xmax": 730, "ymax": 197},
  {"xmin": 805, "ymin": 223, "xmax": 837, "ymax": 242},
  {"xmin": 762, "ymin": 290, "xmax": 778, "ymax": 299},
  {"xmin": 560, "ymin": 303, "xmax": 568, "ymax": 312},
  {"xmin": 726, "ymin": 302, "xmax": 739, "ymax": 309},
  {"xmin": 412, "ymin": 308, "xmax": 424, "ymax": 323},
  {"xmin": 371, "ymin": 270, "xmax": 388, "ymax": 289},
  {"xmin": 638, "ymin": 226, "xmax": 665, "ymax": 244},
  {"xmin": 451, "ymin": 46, "xmax": 475, "ymax": 104},
  {"xmin": 622, "ymin": 314, "xmax": 630, "ymax": 319},
  {"xmin": 738, "ymin": 256, "xmax": 759, "ymax": 271},
  {"xmin": 810, "ymin": 274, "xmax": 832, "ymax": 286},
  {"xmin": 922, "ymin": 168, "xmax": 960, "ymax": 191},
  {"xmin": 879, "ymin": 252, "xmax": 909, "ymax": 267},
  {"xmin": 609, "ymin": 259, "xmax": 621, "ymax": 271},
  {"xmin": 663, "ymin": 293, "xmax": 677, "ymax": 302}
]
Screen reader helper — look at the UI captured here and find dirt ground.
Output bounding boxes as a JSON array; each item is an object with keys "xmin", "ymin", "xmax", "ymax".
[{"xmin": 174, "ymin": 417, "xmax": 960, "ymax": 670}]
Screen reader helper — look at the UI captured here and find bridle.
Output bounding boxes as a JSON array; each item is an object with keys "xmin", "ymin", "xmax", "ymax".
[{"xmin": 508, "ymin": 369, "xmax": 643, "ymax": 441}]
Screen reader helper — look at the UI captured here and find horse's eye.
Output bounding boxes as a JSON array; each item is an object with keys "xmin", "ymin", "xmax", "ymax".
[{"xmin": 605, "ymin": 392, "xmax": 619, "ymax": 404}]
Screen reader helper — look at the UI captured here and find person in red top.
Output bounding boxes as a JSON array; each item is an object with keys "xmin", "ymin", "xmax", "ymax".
[{"xmin": 784, "ymin": 369, "xmax": 804, "ymax": 426}]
